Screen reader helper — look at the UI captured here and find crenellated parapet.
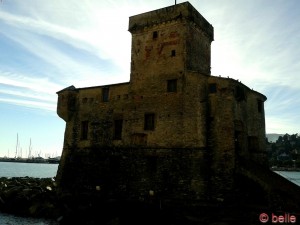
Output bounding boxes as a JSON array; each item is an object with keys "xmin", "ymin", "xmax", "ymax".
[{"xmin": 129, "ymin": 2, "xmax": 213, "ymax": 41}]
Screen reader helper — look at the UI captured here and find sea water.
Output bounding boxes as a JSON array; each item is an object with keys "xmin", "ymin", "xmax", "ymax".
[
  {"xmin": 0, "ymin": 162, "xmax": 59, "ymax": 224},
  {"xmin": 0, "ymin": 212, "xmax": 58, "ymax": 225},
  {"xmin": 0, "ymin": 162, "xmax": 58, "ymax": 178},
  {"xmin": 274, "ymin": 170, "xmax": 300, "ymax": 186}
]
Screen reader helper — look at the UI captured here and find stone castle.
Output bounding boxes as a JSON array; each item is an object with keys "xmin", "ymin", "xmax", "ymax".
[{"xmin": 56, "ymin": 2, "xmax": 300, "ymax": 209}]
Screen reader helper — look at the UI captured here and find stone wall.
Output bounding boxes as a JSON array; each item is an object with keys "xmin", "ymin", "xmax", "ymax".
[
  {"xmin": 207, "ymin": 76, "xmax": 267, "ymax": 198},
  {"xmin": 56, "ymin": 74, "xmax": 268, "ymax": 202},
  {"xmin": 57, "ymin": 147, "xmax": 210, "ymax": 204},
  {"xmin": 57, "ymin": 73, "xmax": 211, "ymax": 149}
]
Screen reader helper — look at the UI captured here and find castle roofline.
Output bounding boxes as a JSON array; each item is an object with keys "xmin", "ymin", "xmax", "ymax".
[
  {"xmin": 56, "ymin": 85, "xmax": 76, "ymax": 94},
  {"xmin": 129, "ymin": 1, "xmax": 213, "ymax": 41},
  {"xmin": 77, "ymin": 81, "xmax": 130, "ymax": 91},
  {"xmin": 210, "ymin": 75, "xmax": 267, "ymax": 101},
  {"xmin": 56, "ymin": 82, "xmax": 130, "ymax": 94}
]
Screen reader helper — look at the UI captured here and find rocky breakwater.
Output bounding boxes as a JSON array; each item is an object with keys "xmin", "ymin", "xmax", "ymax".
[
  {"xmin": 3, "ymin": 176, "xmax": 299, "ymax": 224},
  {"xmin": 0, "ymin": 177, "xmax": 62, "ymax": 219}
]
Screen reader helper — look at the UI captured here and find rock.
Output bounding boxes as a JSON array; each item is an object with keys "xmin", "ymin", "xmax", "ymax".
[{"xmin": 0, "ymin": 177, "xmax": 60, "ymax": 219}]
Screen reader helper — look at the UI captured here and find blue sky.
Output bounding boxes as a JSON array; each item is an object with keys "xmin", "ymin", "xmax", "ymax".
[{"xmin": 0, "ymin": 0, "xmax": 299, "ymax": 157}]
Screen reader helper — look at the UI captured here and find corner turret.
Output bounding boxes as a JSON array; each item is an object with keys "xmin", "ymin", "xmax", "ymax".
[{"xmin": 56, "ymin": 85, "xmax": 77, "ymax": 122}]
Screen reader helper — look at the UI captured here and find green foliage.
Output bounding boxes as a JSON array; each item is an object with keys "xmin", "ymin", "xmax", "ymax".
[{"xmin": 268, "ymin": 133, "xmax": 300, "ymax": 169}]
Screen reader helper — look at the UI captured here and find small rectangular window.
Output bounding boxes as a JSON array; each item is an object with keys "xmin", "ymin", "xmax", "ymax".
[
  {"xmin": 257, "ymin": 99, "xmax": 263, "ymax": 113},
  {"xmin": 144, "ymin": 113, "xmax": 155, "ymax": 130},
  {"xmin": 209, "ymin": 83, "xmax": 217, "ymax": 93},
  {"xmin": 131, "ymin": 133, "xmax": 147, "ymax": 146},
  {"xmin": 171, "ymin": 50, "xmax": 176, "ymax": 57},
  {"xmin": 153, "ymin": 31, "xmax": 158, "ymax": 39},
  {"xmin": 81, "ymin": 121, "xmax": 89, "ymax": 140},
  {"xmin": 167, "ymin": 79, "xmax": 177, "ymax": 92},
  {"xmin": 114, "ymin": 119, "xmax": 123, "ymax": 140},
  {"xmin": 102, "ymin": 87, "xmax": 109, "ymax": 102},
  {"xmin": 235, "ymin": 86, "xmax": 246, "ymax": 101}
]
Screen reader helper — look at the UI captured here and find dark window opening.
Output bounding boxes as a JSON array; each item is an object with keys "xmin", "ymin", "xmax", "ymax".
[
  {"xmin": 102, "ymin": 87, "xmax": 109, "ymax": 102},
  {"xmin": 235, "ymin": 130, "xmax": 242, "ymax": 152},
  {"xmin": 167, "ymin": 79, "xmax": 177, "ymax": 92},
  {"xmin": 144, "ymin": 113, "xmax": 155, "ymax": 130},
  {"xmin": 235, "ymin": 86, "xmax": 246, "ymax": 101},
  {"xmin": 248, "ymin": 136, "xmax": 259, "ymax": 152},
  {"xmin": 81, "ymin": 121, "xmax": 89, "ymax": 140},
  {"xmin": 131, "ymin": 133, "xmax": 147, "ymax": 146},
  {"xmin": 257, "ymin": 99, "xmax": 263, "ymax": 113},
  {"xmin": 153, "ymin": 31, "xmax": 158, "ymax": 39},
  {"xmin": 171, "ymin": 50, "xmax": 176, "ymax": 57},
  {"xmin": 114, "ymin": 119, "xmax": 123, "ymax": 140},
  {"xmin": 209, "ymin": 83, "xmax": 217, "ymax": 93},
  {"xmin": 69, "ymin": 98, "xmax": 76, "ymax": 110}
]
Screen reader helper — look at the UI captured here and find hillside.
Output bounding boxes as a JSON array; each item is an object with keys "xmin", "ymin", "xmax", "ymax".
[{"xmin": 266, "ymin": 133, "xmax": 284, "ymax": 143}]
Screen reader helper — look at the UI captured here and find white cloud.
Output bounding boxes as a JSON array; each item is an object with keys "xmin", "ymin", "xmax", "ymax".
[
  {"xmin": 0, "ymin": 85, "xmax": 55, "ymax": 102},
  {"xmin": 0, "ymin": 97, "xmax": 55, "ymax": 112},
  {"xmin": 0, "ymin": 71, "xmax": 63, "ymax": 94},
  {"xmin": 0, "ymin": 70, "xmax": 60, "ymax": 111},
  {"xmin": 0, "ymin": 3, "xmax": 131, "ymax": 71},
  {"xmin": 0, "ymin": 6, "xmax": 133, "ymax": 88}
]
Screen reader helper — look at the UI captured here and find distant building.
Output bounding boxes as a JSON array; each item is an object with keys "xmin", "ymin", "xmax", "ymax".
[{"xmin": 56, "ymin": 2, "xmax": 267, "ymax": 202}]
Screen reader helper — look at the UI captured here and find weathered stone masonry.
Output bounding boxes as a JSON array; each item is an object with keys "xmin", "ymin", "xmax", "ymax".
[{"xmin": 56, "ymin": 2, "xmax": 271, "ymax": 204}]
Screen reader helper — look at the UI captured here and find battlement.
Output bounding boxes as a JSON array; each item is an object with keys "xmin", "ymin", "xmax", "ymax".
[{"xmin": 129, "ymin": 2, "xmax": 213, "ymax": 41}]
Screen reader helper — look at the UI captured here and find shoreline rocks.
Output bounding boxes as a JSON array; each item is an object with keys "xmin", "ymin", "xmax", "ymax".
[
  {"xmin": 1, "ymin": 176, "xmax": 300, "ymax": 224},
  {"xmin": 0, "ymin": 177, "xmax": 61, "ymax": 219},
  {"xmin": 0, "ymin": 176, "xmax": 262, "ymax": 225}
]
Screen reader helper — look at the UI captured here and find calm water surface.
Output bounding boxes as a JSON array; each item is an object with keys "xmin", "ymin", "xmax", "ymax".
[{"xmin": 0, "ymin": 162, "xmax": 58, "ymax": 178}]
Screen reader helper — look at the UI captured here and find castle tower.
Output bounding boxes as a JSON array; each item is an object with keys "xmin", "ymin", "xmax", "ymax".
[
  {"xmin": 128, "ymin": 2, "xmax": 214, "ymax": 93},
  {"xmin": 56, "ymin": 2, "xmax": 285, "ymax": 214}
]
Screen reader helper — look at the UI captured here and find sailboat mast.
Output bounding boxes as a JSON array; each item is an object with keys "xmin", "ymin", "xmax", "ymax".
[
  {"xmin": 15, "ymin": 133, "xmax": 18, "ymax": 158},
  {"xmin": 28, "ymin": 138, "xmax": 32, "ymax": 158}
]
